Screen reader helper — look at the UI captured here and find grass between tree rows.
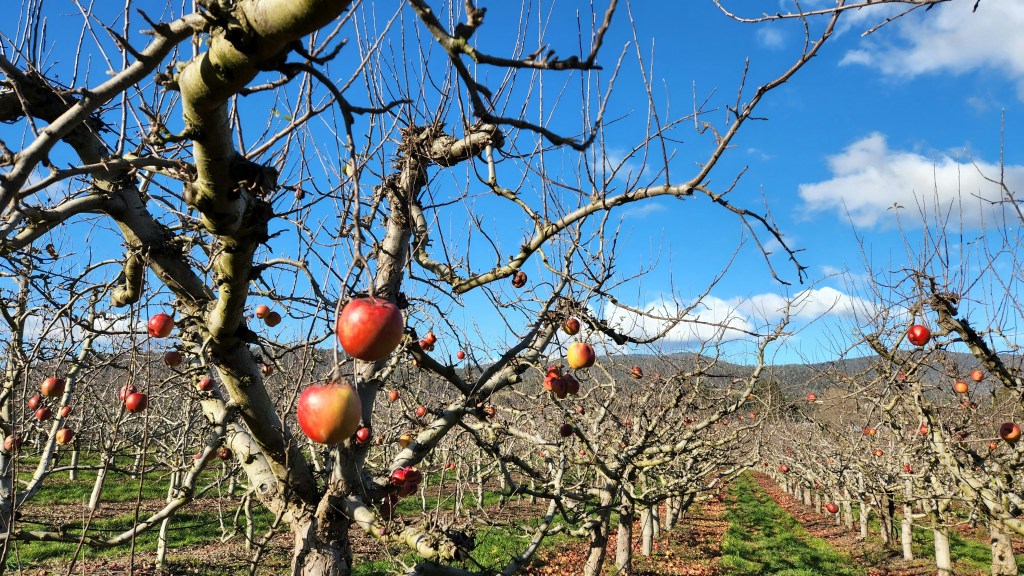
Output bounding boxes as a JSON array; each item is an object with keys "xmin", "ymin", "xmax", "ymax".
[
  {"xmin": 7, "ymin": 459, "xmax": 555, "ymax": 574},
  {"xmin": 722, "ymin": 474, "xmax": 863, "ymax": 576}
]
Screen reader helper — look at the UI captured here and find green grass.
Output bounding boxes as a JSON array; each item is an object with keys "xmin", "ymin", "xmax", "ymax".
[
  {"xmin": 11, "ymin": 452, "xmax": 229, "ymax": 504},
  {"xmin": 721, "ymin": 474, "xmax": 864, "ymax": 576},
  {"xmin": 8, "ymin": 460, "xmax": 564, "ymax": 574},
  {"xmin": 394, "ymin": 485, "xmax": 508, "ymax": 515},
  {"xmin": 909, "ymin": 522, "xmax": 1024, "ymax": 575},
  {"xmin": 8, "ymin": 502, "xmax": 276, "ymax": 568}
]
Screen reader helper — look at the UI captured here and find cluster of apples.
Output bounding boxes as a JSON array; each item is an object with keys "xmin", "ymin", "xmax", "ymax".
[
  {"xmin": 543, "ymin": 365, "xmax": 580, "ymax": 399},
  {"xmin": 28, "ymin": 376, "xmax": 68, "ymax": 423},
  {"xmin": 12, "ymin": 377, "xmax": 76, "ymax": 451},
  {"xmin": 254, "ymin": 304, "xmax": 282, "ymax": 327},
  {"xmin": 378, "ymin": 466, "xmax": 424, "ymax": 520},
  {"xmin": 292, "ymin": 297, "xmax": 402, "ymax": 445},
  {"xmin": 419, "ymin": 331, "xmax": 437, "ymax": 352},
  {"xmin": 119, "ymin": 383, "xmax": 149, "ymax": 413}
]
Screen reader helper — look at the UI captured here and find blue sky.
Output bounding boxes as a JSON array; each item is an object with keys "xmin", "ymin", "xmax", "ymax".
[
  {"xmin": 3, "ymin": 1, "xmax": 1022, "ymax": 366},
  {"xmin": 526, "ymin": 0, "xmax": 1024, "ymax": 364}
]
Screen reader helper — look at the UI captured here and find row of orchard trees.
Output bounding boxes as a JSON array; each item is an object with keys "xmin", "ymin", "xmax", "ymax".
[
  {"xmin": 765, "ymin": 213, "xmax": 1024, "ymax": 574},
  {"xmin": 0, "ymin": 1, "xmax": 966, "ymax": 575}
]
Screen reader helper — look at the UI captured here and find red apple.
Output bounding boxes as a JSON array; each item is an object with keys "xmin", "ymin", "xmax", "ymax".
[
  {"xmin": 907, "ymin": 324, "xmax": 931, "ymax": 346},
  {"xmin": 336, "ymin": 297, "xmax": 404, "ymax": 362},
  {"xmin": 953, "ymin": 381, "xmax": 968, "ymax": 394},
  {"xmin": 389, "ymin": 466, "xmax": 416, "ymax": 486},
  {"xmin": 423, "ymin": 331, "xmax": 437, "ymax": 346},
  {"xmin": 398, "ymin": 468, "xmax": 422, "ymax": 496},
  {"xmin": 255, "ymin": 304, "xmax": 271, "ymax": 319},
  {"xmin": 35, "ymin": 407, "xmax": 52, "ymax": 421},
  {"xmin": 579, "ymin": 449, "xmax": 586, "ymax": 456},
  {"xmin": 563, "ymin": 374, "xmax": 580, "ymax": 396},
  {"xmin": 970, "ymin": 369, "xmax": 984, "ymax": 382},
  {"xmin": 630, "ymin": 366, "xmax": 643, "ymax": 380},
  {"xmin": 164, "ymin": 351, "xmax": 183, "ymax": 367},
  {"xmin": 355, "ymin": 427, "xmax": 371, "ymax": 445},
  {"xmin": 873, "ymin": 448, "xmax": 884, "ymax": 457},
  {"xmin": 563, "ymin": 317, "xmax": 580, "ymax": 336},
  {"xmin": 566, "ymin": 342, "xmax": 596, "ymax": 369},
  {"xmin": 296, "ymin": 382, "xmax": 362, "ymax": 444},
  {"xmin": 415, "ymin": 405, "xmax": 427, "ymax": 418},
  {"xmin": 41, "ymin": 377, "xmax": 65, "ymax": 398},
  {"xmin": 511, "ymin": 271, "xmax": 527, "ymax": 288},
  {"xmin": 260, "ymin": 363, "xmax": 273, "ymax": 376},
  {"xmin": 989, "ymin": 441, "xmax": 999, "ymax": 451},
  {"xmin": 559, "ymin": 423, "xmax": 573, "ymax": 438},
  {"xmin": 456, "ymin": 350, "xmax": 466, "ymax": 361},
  {"xmin": 546, "ymin": 376, "xmax": 567, "ymax": 398},
  {"xmin": 806, "ymin": 392, "xmax": 817, "ymax": 403},
  {"xmin": 264, "ymin": 311, "xmax": 282, "ymax": 327},
  {"xmin": 148, "ymin": 313, "xmax": 175, "ymax": 338},
  {"xmin": 216, "ymin": 446, "xmax": 233, "ymax": 461},
  {"xmin": 999, "ymin": 422, "xmax": 1021, "ymax": 443},
  {"xmin": 119, "ymin": 383, "xmax": 138, "ymax": 403},
  {"xmin": 27, "ymin": 394, "xmax": 41, "ymax": 411},
  {"xmin": 197, "ymin": 376, "xmax": 214, "ymax": 392},
  {"xmin": 387, "ymin": 389, "xmax": 400, "ymax": 402},
  {"xmin": 55, "ymin": 428, "xmax": 74, "ymax": 445},
  {"xmin": 125, "ymin": 392, "xmax": 148, "ymax": 413},
  {"xmin": 418, "ymin": 339, "xmax": 434, "ymax": 352},
  {"xmin": 60, "ymin": 405, "xmax": 71, "ymax": 418},
  {"xmin": 825, "ymin": 502, "xmax": 839, "ymax": 514},
  {"xmin": 919, "ymin": 424, "xmax": 928, "ymax": 436},
  {"xmin": 903, "ymin": 463, "xmax": 912, "ymax": 474},
  {"xmin": 3, "ymin": 435, "xmax": 22, "ymax": 453}
]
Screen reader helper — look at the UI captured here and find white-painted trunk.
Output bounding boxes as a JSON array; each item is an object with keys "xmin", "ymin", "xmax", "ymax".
[
  {"xmin": 990, "ymin": 523, "xmax": 1018, "ymax": 576},
  {"xmin": 933, "ymin": 526, "xmax": 953, "ymax": 576},
  {"xmin": 859, "ymin": 501, "xmax": 869, "ymax": 540}
]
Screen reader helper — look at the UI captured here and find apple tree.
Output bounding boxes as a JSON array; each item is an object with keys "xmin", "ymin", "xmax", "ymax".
[{"xmin": 0, "ymin": 0, "xmax": 944, "ymax": 574}]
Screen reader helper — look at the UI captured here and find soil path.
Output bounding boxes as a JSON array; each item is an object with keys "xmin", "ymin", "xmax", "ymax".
[{"xmin": 525, "ymin": 497, "xmax": 728, "ymax": 576}]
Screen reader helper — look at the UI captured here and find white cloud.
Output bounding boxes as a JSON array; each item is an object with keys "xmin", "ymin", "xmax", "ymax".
[
  {"xmin": 838, "ymin": 2, "xmax": 1024, "ymax": 96},
  {"xmin": 621, "ymin": 202, "xmax": 667, "ymax": 219},
  {"xmin": 602, "ymin": 287, "xmax": 872, "ymax": 345},
  {"xmin": 756, "ymin": 27, "xmax": 785, "ymax": 50},
  {"xmin": 797, "ymin": 132, "xmax": 1024, "ymax": 229}
]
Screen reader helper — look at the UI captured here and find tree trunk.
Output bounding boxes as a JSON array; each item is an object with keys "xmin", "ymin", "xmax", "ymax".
[
  {"xmin": 615, "ymin": 497, "xmax": 634, "ymax": 575},
  {"xmin": 69, "ymin": 447, "xmax": 79, "ymax": 480},
  {"xmin": 640, "ymin": 505, "xmax": 653, "ymax": 556},
  {"xmin": 859, "ymin": 500, "xmax": 869, "ymax": 540},
  {"xmin": 842, "ymin": 489, "xmax": 854, "ymax": 530},
  {"xmin": 664, "ymin": 497, "xmax": 676, "ymax": 530},
  {"xmin": 990, "ymin": 523, "xmax": 1017, "ymax": 576},
  {"xmin": 583, "ymin": 485, "xmax": 615, "ymax": 576},
  {"xmin": 293, "ymin": 519, "xmax": 351, "ymax": 576},
  {"xmin": 901, "ymin": 479, "xmax": 914, "ymax": 560},
  {"xmin": 933, "ymin": 525, "xmax": 953, "ymax": 576},
  {"xmin": 88, "ymin": 452, "xmax": 112, "ymax": 511},
  {"xmin": 156, "ymin": 471, "xmax": 178, "ymax": 568},
  {"xmin": 651, "ymin": 503, "xmax": 660, "ymax": 540},
  {"xmin": 878, "ymin": 492, "xmax": 895, "ymax": 547}
]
